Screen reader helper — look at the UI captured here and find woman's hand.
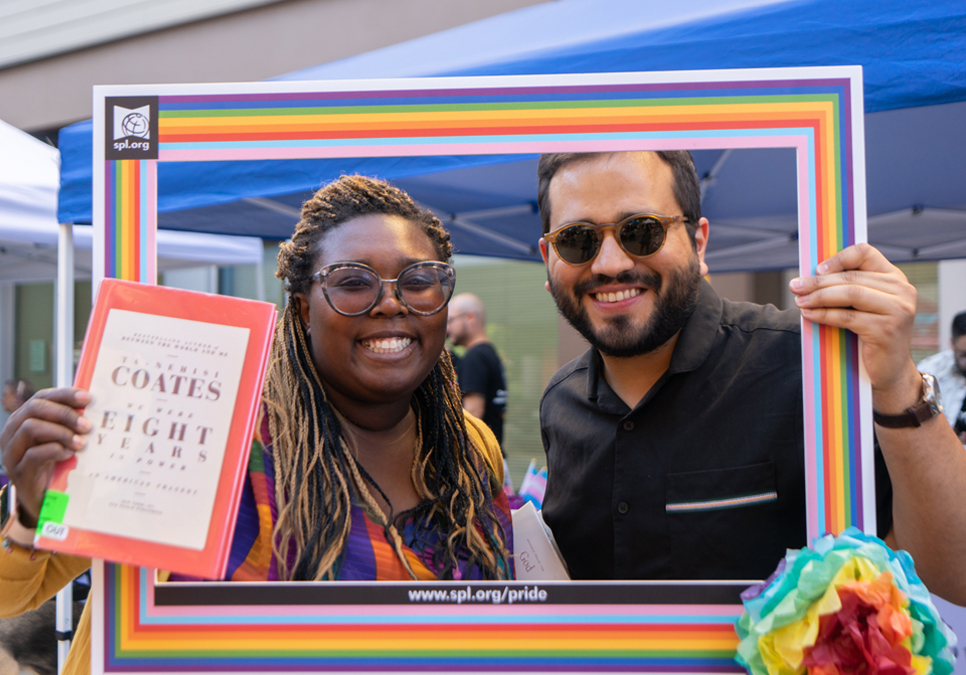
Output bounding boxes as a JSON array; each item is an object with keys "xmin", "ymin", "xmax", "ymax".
[{"xmin": 0, "ymin": 388, "xmax": 92, "ymax": 527}]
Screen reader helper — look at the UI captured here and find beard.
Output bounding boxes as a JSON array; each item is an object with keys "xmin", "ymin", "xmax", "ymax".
[{"xmin": 549, "ymin": 256, "xmax": 702, "ymax": 358}]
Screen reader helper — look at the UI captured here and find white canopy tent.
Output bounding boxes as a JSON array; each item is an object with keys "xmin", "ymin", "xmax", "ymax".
[
  {"xmin": 0, "ymin": 117, "xmax": 267, "ymax": 427},
  {"xmin": 1, "ymin": 117, "xmax": 269, "ymax": 432},
  {"xmin": 0, "ymin": 115, "xmax": 266, "ymax": 410},
  {"xmin": 0, "ymin": 118, "xmax": 265, "ymax": 283},
  {"xmin": 1, "ymin": 222, "xmax": 267, "ymax": 283},
  {"xmin": 0, "ymin": 119, "xmax": 267, "ymax": 430}
]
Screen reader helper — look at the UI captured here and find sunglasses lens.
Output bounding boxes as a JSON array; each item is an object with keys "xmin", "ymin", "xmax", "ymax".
[
  {"xmin": 619, "ymin": 216, "xmax": 665, "ymax": 257},
  {"xmin": 554, "ymin": 225, "xmax": 600, "ymax": 264}
]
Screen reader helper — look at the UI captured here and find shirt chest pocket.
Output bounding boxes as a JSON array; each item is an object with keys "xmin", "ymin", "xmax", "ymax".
[{"xmin": 665, "ymin": 462, "xmax": 784, "ymax": 580}]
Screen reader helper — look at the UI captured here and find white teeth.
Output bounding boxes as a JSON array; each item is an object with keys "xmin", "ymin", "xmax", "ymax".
[
  {"xmin": 594, "ymin": 288, "xmax": 642, "ymax": 303},
  {"xmin": 362, "ymin": 337, "xmax": 413, "ymax": 354}
]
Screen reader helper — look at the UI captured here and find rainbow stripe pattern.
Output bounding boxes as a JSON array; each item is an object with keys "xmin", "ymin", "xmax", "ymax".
[
  {"xmin": 103, "ymin": 159, "xmax": 156, "ymax": 282},
  {"xmin": 96, "ymin": 563, "xmax": 747, "ymax": 672},
  {"xmin": 92, "ymin": 68, "xmax": 871, "ymax": 673}
]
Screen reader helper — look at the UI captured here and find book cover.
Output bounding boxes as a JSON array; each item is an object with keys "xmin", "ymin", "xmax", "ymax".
[{"xmin": 33, "ymin": 279, "xmax": 276, "ymax": 579}]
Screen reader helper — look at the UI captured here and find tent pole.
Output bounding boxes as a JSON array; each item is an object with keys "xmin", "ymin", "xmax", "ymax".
[
  {"xmin": 55, "ymin": 222, "xmax": 74, "ymax": 674},
  {"xmin": 255, "ymin": 245, "xmax": 266, "ymax": 302}
]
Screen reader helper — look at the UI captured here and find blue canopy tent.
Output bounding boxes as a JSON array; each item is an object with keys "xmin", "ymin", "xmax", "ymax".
[{"xmin": 57, "ymin": 0, "xmax": 966, "ymax": 272}]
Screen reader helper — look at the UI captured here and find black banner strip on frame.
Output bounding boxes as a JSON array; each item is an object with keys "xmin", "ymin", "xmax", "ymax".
[{"xmin": 154, "ymin": 581, "xmax": 750, "ymax": 606}]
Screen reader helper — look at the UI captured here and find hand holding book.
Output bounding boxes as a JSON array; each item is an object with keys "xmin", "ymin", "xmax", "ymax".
[
  {"xmin": 0, "ymin": 387, "xmax": 93, "ymax": 529},
  {"xmin": 1, "ymin": 280, "xmax": 276, "ymax": 578}
]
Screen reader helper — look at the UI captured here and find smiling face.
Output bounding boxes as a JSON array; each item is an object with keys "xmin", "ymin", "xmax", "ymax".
[
  {"xmin": 539, "ymin": 152, "xmax": 709, "ymax": 357},
  {"xmin": 294, "ymin": 213, "xmax": 449, "ymax": 411}
]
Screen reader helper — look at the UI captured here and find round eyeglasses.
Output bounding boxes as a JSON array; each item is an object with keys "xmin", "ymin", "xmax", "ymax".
[
  {"xmin": 310, "ymin": 261, "xmax": 456, "ymax": 317},
  {"xmin": 543, "ymin": 213, "xmax": 689, "ymax": 266}
]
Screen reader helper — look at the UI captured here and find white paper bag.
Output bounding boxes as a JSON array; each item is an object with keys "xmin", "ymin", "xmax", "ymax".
[{"xmin": 511, "ymin": 501, "xmax": 570, "ymax": 580}]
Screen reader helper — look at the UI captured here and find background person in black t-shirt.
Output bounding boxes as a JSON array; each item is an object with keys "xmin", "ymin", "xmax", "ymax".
[{"xmin": 447, "ymin": 293, "xmax": 507, "ymax": 447}]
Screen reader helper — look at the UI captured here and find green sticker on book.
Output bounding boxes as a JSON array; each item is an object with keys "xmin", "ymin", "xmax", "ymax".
[{"xmin": 37, "ymin": 490, "xmax": 70, "ymax": 531}]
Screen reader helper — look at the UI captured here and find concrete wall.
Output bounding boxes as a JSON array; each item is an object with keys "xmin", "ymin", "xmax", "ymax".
[
  {"xmin": 0, "ymin": 0, "xmax": 287, "ymax": 69},
  {"xmin": 0, "ymin": 0, "xmax": 547, "ymax": 132}
]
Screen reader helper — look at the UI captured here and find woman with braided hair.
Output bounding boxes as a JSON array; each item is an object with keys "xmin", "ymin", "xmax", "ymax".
[
  {"xmin": 0, "ymin": 175, "xmax": 513, "ymax": 675},
  {"xmin": 258, "ymin": 174, "xmax": 512, "ymax": 581}
]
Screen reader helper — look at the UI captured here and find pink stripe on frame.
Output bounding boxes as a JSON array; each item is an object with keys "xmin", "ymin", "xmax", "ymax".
[
  {"xmin": 796, "ymin": 144, "xmax": 820, "ymax": 542},
  {"xmin": 158, "ymin": 134, "xmax": 811, "ymax": 162},
  {"xmin": 801, "ymin": 322, "xmax": 819, "ymax": 542},
  {"xmin": 142, "ymin": 601, "xmax": 742, "ymax": 619},
  {"xmin": 144, "ymin": 161, "xmax": 158, "ymax": 285}
]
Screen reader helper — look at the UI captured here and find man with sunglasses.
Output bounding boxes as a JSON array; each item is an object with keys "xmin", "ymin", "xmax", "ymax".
[{"xmin": 536, "ymin": 151, "xmax": 966, "ymax": 604}]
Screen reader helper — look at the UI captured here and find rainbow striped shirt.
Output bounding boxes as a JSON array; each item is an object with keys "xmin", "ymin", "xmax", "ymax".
[{"xmin": 223, "ymin": 413, "xmax": 513, "ymax": 581}]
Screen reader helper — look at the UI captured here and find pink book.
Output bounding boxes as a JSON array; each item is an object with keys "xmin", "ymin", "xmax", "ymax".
[{"xmin": 33, "ymin": 279, "xmax": 276, "ymax": 579}]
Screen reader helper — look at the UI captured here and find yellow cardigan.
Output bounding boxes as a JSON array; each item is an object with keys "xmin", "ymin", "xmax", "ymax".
[
  {"xmin": 0, "ymin": 411, "xmax": 502, "ymax": 675},
  {"xmin": 0, "ymin": 542, "xmax": 92, "ymax": 675}
]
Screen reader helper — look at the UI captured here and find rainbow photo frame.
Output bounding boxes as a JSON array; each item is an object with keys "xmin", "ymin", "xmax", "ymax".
[{"xmin": 89, "ymin": 66, "xmax": 872, "ymax": 673}]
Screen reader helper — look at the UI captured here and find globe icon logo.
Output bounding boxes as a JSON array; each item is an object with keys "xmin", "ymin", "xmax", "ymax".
[{"xmin": 121, "ymin": 112, "xmax": 150, "ymax": 138}]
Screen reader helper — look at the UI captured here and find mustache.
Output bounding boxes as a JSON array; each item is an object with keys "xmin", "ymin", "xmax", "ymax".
[{"xmin": 572, "ymin": 270, "xmax": 662, "ymax": 297}]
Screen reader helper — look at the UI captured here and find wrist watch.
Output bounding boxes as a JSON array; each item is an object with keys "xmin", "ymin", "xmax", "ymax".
[
  {"xmin": 873, "ymin": 372, "xmax": 943, "ymax": 428},
  {"xmin": 1, "ymin": 507, "xmax": 37, "ymax": 549}
]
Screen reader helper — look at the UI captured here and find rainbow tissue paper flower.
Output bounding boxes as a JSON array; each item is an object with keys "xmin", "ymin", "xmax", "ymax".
[{"xmin": 736, "ymin": 527, "xmax": 956, "ymax": 675}]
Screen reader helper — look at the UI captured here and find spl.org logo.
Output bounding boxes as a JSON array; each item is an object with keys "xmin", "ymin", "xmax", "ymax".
[
  {"xmin": 105, "ymin": 96, "xmax": 158, "ymax": 160},
  {"xmin": 114, "ymin": 105, "xmax": 151, "ymax": 148}
]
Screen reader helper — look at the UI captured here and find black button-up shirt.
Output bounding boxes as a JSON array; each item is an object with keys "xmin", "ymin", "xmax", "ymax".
[{"xmin": 540, "ymin": 280, "xmax": 892, "ymax": 580}]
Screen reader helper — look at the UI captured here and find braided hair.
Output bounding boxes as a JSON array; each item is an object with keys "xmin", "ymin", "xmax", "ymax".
[{"xmin": 265, "ymin": 175, "xmax": 510, "ymax": 581}]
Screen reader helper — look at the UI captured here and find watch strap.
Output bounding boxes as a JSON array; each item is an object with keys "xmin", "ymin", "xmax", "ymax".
[
  {"xmin": 873, "ymin": 402, "xmax": 934, "ymax": 428},
  {"xmin": 873, "ymin": 373, "xmax": 940, "ymax": 428}
]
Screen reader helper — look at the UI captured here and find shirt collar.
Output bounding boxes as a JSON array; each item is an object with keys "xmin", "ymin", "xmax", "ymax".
[{"xmin": 666, "ymin": 278, "xmax": 722, "ymax": 376}]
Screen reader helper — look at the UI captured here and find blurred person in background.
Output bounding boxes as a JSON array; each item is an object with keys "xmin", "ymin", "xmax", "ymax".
[
  {"xmin": 1, "ymin": 379, "xmax": 34, "ymax": 415},
  {"xmin": 447, "ymin": 293, "xmax": 508, "ymax": 449},
  {"xmin": 918, "ymin": 310, "xmax": 966, "ymax": 444},
  {"xmin": 1, "ymin": 380, "xmax": 33, "ymax": 496}
]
